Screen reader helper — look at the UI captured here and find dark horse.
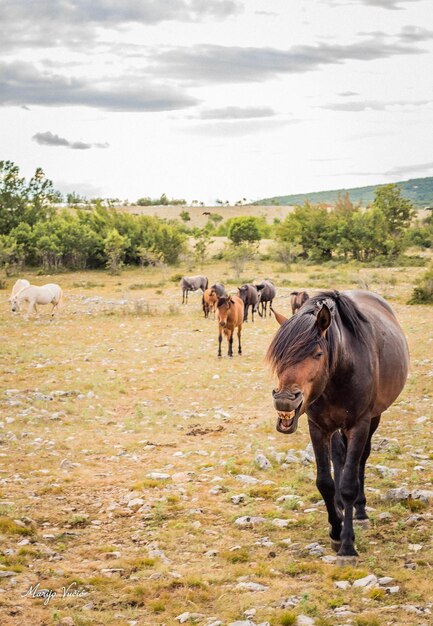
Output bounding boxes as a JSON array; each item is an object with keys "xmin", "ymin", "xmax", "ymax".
[
  {"xmin": 267, "ymin": 290, "xmax": 409, "ymax": 564},
  {"xmin": 255, "ymin": 280, "xmax": 276, "ymax": 317},
  {"xmin": 290, "ymin": 290, "xmax": 309, "ymax": 315},
  {"xmin": 238, "ymin": 284, "xmax": 259, "ymax": 322}
]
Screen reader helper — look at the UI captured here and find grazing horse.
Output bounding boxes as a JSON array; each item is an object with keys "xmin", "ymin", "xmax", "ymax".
[
  {"xmin": 202, "ymin": 288, "xmax": 218, "ymax": 319},
  {"xmin": 267, "ymin": 290, "xmax": 409, "ymax": 563},
  {"xmin": 11, "ymin": 283, "xmax": 63, "ymax": 317},
  {"xmin": 290, "ymin": 290, "xmax": 309, "ymax": 315},
  {"xmin": 180, "ymin": 275, "xmax": 208, "ymax": 304},
  {"xmin": 9, "ymin": 279, "xmax": 31, "ymax": 306},
  {"xmin": 216, "ymin": 295, "xmax": 244, "ymax": 357},
  {"xmin": 238, "ymin": 284, "xmax": 259, "ymax": 322},
  {"xmin": 210, "ymin": 283, "xmax": 226, "ymax": 297},
  {"xmin": 255, "ymin": 280, "xmax": 276, "ymax": 317}
]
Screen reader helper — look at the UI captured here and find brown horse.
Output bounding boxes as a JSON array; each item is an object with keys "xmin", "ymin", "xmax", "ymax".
[
  {"xmin": 202, "ymin": 288, "xmax": 218, "ymax": 319},
  {"xmin": 216, "ymin": 295, "xmax": 244, "ymax": 357},
  {"xmin": 290, "ymin": 290, "xmax": 309, "ymax": 315},
  {"xmin": 267, "ymin": 290, "xmax": 409, "ymax": 564}
]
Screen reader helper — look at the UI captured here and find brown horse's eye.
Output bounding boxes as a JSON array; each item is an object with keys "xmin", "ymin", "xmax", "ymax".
[{"xmin": 314, "ymin": 352, "xmax": 324, "ymax": 360}]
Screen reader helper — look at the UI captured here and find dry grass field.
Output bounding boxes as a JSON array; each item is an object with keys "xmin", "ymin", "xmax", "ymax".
[{"xmin": 0, "ymin": 259, "xmax": 432, "ymax": 626}]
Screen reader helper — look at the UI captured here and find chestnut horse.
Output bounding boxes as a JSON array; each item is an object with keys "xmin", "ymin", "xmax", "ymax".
[
  {"xmin": 290, "ymin": 290, "xmax": 309, "ymax": 315},
  {"xmin": 216, "ymin": 295, "xmax": 244, "ymax": 357},
  {"xmin": 202, "ymin": 288, "xmax": 218, "ymax": 319},
  {"xmin": 267, "ymin": 290, "xmax": 409, "ymax": 564}
]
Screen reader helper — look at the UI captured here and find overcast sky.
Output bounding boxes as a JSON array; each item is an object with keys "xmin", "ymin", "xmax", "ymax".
[{"xmin": 1, "ymin": 0, "xmax": 433, "ymax": 203}]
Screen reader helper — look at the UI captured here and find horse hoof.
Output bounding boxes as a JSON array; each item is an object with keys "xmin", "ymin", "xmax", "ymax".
[
  {"xmin": 336, "ymin": 555, "xmax": 359, "ymax": 568},
  {"xmin": 354, "ymin": 518, "xmax": 370, "ymax": 529},
  {"xmin": 330, "ymin": 538, "xmax": 341, "ymax": 553}
]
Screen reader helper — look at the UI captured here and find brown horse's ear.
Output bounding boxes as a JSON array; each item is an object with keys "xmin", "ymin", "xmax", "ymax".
[
  {"xmin": 316, "ymin": 303, "xmax": 332, "ymax": 335},
  {"xmin": 271, "ymin": 307, "xmax": 288, "ymax": 326}
]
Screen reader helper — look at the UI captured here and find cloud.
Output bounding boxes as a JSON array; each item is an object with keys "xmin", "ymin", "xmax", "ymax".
[
  {"xmin": 152, "ymin": 33, "xmax": 430, "ymax": 84},
  {"xmin": 197, "ymin": 106, "xmax": 276, "ymax": 120},
  {"xmin": 0, "ymin": 61, "xmax": 199, "ymax": 112},
  {"xmin": 328, "ymin": 0, "xmax": 422, "ymax": 10},
  {"xmin": 338, "ymin": 91, "xmax": 360, "ymax": 96},
  {"xmin": 321, "ymin": 99, "xmax": 431, "ymax": 111},
  {"xmin": 0, "ymin": 0, "xmax": 242, "ymax": 52},
  {"xmin": 33, "ymin": 131, "xmax": 109, "ymax": 150},
  {"xmin": 384, "ymin": 162, "xmax": 433, "ymax": 176}
]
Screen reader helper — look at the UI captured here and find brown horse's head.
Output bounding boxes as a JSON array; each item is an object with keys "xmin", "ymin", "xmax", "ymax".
[
  {"xmin": 267, "ymin": 299, "xmax": 335, "ymax": 434},
  {"xmin": 217, "ymin": 295, "xmax": 233, "ymax": 327}
]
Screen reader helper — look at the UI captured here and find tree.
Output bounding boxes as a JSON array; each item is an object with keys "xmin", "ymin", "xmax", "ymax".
[
  {"xmin": 104, "ymin": 228, "xmax": 129, "ymax": 274},
  {"xmin": 227, "ymin": 216, "xmax": 262, "ymax": 245},
  {"xmin": 224, "ymin": 242, "xmax": 257, "ymax": 279},
  {"xmin": 180, "ymin": 210, "xmax": 191, "ymax": 223},
  {"xmin": 193, "ymin": 229, "xmax": 213, "ymax": 267},
  {"xmin": 372, "ymin": 184, "xmax": 415, "ymax": 237}
]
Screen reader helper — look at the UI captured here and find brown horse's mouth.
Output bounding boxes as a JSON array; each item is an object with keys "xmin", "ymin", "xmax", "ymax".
[{"xmin": 276, "ymin": 405, "xmax": 302, "ymax": 434}]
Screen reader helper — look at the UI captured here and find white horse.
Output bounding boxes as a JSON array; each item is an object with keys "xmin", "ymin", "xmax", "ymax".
[
  {"xmin": 11, "ymin": 283, "xmax": 63, "ymax": 317},
  {"xmin": 9, "ymin": 278, "xmax": 31, "ymax": 303}
]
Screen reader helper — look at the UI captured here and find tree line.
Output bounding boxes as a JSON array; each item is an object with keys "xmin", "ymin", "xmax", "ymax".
[{"xmin": 0, "ymin": 161, "xmax": 186, "ymax": 274}]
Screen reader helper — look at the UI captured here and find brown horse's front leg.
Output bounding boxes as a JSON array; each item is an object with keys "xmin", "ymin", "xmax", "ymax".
[
  {"xmin": 237, "ymin": 326, "xmax": 242, "ymax": 354},
  {"xmin": 308, "ymin": 421, "xmax": 342, "ymax": 549},
  {"xmin": 218, "ymin": 330, "xmax": 222, "ymax": 357},
  {"xmin": 228, "ymin": 330, "xmax": 234, "ymax": 357}
]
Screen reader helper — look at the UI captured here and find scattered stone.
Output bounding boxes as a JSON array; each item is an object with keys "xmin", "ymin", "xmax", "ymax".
[
  {"xmin": 378, "ymin": 512, "xmax": 392, "ymax": 520},
  {"xmin": 382, "ymin": 487, "xmax": 411, "ymax": 502},
  {"xmin": 301, "ymin": 443, "xmax": 315, "ymax": 464},
  {"xmin": 255, "ymin": 537, "xmax": 274, "ymax": 547},
  {"xmin": 374, "ymin": 464, "xmax": 400, "ymax": 477},
  {"xmin": 408, "ymin": 543, "xmax": 423, "ymax": 552},
  {"xmin": 236, "ymin": 582, "xmax": 269, "ymax": 592},
  {"xmin": 304, "ymin": 542, "xmax": 325, "ymax": 556},
  {"xmin": 378, "ymin": 577, "xmax": 394, "ymax": 586},
  {"xmin": 0, "ymin": 571, "xmax": 15, "ymax": 578},
  {"xmin": 386, "ymin": 586, "xmax": 400, "ymax": 594},
  {"xmin": 335, "ymin": 581, "xmax": 351, "ymax": 590},
  {"xmin": 372, "ymin": 437, "xmax": 400, "ymax": 452},
  {"xmin": 236, "ymin": 475, "xmax": 259, "ymax": 485},
  {"xmin": 146, "ymin": 472, "xmax": 170, "ymax": 480},
  {"xmin": 59, "ymin": 618, "xmax": 74, "ymax": 626},
  {"xmin": 352, "ymin": 574, "xmax": 378, "ymax": 589},
  {"xmin": 412, "ymin": 489, "xmax": 433, "ymax": 503},
  {"xmin": 127, "ymin": 498, "xmax": 145, "ymax": 510},
  {"xmin": 255, "ymin": 454, "xmax": 272, "ymax": 470},
  {"xmin": 172, "ymin": 472, "xmax": 194, "ymax": 483},
  {"xmin": 175, "ymin": 612, "xmax": 205, "ymax": 623},
  {"xmin": 272, "ymin": 518, "xmax": 290, "ymax": 528},
  {"xmin": 231, "ymin": 494, "xmax": 247, "ymax": 504},
  {"xmin": 235, "ymin": 516, "xmax": 266, "ymax": 528}
]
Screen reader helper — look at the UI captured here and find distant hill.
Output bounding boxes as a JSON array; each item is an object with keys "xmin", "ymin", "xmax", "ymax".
[{"xmin": 255, "ymin": 176, "xmax": 433, "ymax": 209}]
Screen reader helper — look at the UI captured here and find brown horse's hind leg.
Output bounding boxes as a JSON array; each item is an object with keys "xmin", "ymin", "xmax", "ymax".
[
  {"xmin": 218, "ymin": 330, "xmax": 222, "ymax": 357},
  {"xmin": 237, "ymin": 327, "xmax": 242, "ymax": 354},
  {"xmin": 308, "ymin": 422, "xmax": 343, "ymax": 549},
  {"xmin": 354, "ymin": 415, "xmax": 381, "ymax": 521}
]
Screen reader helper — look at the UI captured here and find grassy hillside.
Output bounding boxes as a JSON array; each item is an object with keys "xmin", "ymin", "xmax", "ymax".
[{"xmin": 256, "ymin": 176, "xmax": 433, "ymax": 209}]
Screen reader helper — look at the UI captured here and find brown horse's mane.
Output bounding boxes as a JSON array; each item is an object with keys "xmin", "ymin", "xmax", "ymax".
[{"xmin": 267, "ymin": 290, "xmax": 371, "ymax": 377}]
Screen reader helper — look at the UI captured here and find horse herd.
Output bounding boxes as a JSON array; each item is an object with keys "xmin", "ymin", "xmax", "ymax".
[
  {"xmin": 8, "ymin": 273, "xmax": 410, "ymax": 564},
  {"xmin": 180, "ymin": 274, "xmax": 309, "ymax": 359}
]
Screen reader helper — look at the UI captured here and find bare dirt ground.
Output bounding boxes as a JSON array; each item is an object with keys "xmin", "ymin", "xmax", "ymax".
[{"xmin": 0, "ymin": 260, "xmax": 432, "ymax": 626}]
